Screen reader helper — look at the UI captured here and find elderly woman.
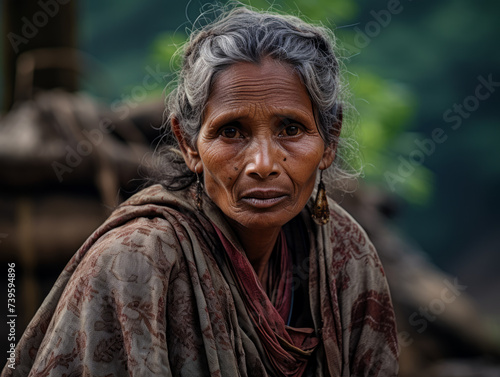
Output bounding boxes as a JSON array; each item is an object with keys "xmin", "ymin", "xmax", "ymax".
[{"xmin": 3, "ymin": 6, "xmax": 398, "ymax": 377}]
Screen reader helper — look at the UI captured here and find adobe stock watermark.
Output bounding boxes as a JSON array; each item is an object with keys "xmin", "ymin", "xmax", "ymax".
[
  {"xmin": 7, "ymin": 0, "xmax": 72, "ymax": 54},
  {"xmin": 398, "ymin": 277, "xmax": 468, "ymax": 349},
  {"xmin": 342, "ymin": 0, "xmax": 410, "ymax": 54},
  {"xmin": 51, "ymin": 64, "xmax": 168, "ymax": 182},
  {"xmin": 385, "ymin": 74, "xmax": 499, "ymax": 192}
]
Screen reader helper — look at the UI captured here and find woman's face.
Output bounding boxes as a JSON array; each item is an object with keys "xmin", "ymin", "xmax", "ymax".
[{"xmin": 177, "ymin": 58, "xmax": 335, "ymax": 231}]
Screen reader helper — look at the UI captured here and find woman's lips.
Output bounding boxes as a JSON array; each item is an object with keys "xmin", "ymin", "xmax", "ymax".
[{"xmin": 240, "ymin": 189, "xmax": 288, "ymax": 209}]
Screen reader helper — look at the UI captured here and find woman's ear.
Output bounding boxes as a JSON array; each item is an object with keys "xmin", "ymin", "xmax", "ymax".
[
  {"xmin": 319, "ymin": 105, "xmax": 342, "ymax": 170},
  {"xmin": 171, "ymin": 117, "xmax": 203, "ymax": 173},
  {"xmin": 319, "ymin": 146, "xmax": 335, "ymax": 170}
]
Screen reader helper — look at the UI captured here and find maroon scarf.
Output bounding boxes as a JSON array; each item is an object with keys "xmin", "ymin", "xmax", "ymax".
[{"xmin": 213, "ymin": 224, "xmax": 319, "ymax": 377}]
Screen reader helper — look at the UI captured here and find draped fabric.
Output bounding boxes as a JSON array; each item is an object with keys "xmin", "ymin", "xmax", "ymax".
[
  {"xmin": 258, "ymin": 229, "xmax": 292, "ymax": 324},
  {"xmin": 213, "ymin": 225, "xmax": 318, "ymax": 377},
  {"xmin": 2, "ymin": 184, "xmax": 399, "ymax": 377}
]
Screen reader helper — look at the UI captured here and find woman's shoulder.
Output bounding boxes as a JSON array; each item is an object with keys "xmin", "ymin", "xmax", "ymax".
[
  {"xmin": 87, "ymin": 216, "xmax": 182, "ymax": 274},
  {"xmin": 70, "ymin": 184, "xmax": 201, "ymax": 277},
  {"xmin": 321, "ymin": 197, "xmax": 386, "ymax": 282},
  {"xmin": 327, "ymin": 198, "xmax": 376, "ymax": 252}
]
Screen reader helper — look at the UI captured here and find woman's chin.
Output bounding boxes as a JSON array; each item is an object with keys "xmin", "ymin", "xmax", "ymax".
[{"xmin": 224, "ymin": 209, "xmax": 296, "ymax": 232}]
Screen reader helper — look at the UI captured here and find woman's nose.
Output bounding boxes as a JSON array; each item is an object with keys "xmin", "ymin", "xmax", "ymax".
[{"xmin": 245, "ymin": 139, "xmax": 280, "ymax": 179}]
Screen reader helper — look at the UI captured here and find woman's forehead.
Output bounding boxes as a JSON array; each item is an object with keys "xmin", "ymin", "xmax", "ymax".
[{"xmin": 206, "ymin": 58, "xmax": 313, "ymax": 116}]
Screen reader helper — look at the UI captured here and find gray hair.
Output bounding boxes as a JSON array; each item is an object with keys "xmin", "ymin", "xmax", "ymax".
[{"xmin": 156, "ymin": 5, "xmax": 358, "ymax": 190}]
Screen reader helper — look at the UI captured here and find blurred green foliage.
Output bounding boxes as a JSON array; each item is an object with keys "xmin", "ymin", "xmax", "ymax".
[{"xmin": 347, "ymin": 69, "xmax": 433, "ymax": 203}]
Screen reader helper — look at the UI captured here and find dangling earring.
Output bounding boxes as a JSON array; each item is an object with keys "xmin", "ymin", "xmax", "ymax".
[
  {"xmin": 195, "ymin": 173, "xmax": 203, "ymax": 211},
  {"xmin": 312, "ymin": 170, "xmax": 330, "ymax": 225}
]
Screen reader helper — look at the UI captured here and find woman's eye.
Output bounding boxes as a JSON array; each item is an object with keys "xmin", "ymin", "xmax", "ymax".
[
  {"xmin": 279, "ymin": 124, "xmax": 302, "ymax": 137},
  {"xmin": 221, "ymin": 127, "xmax": 241, "ymax": 138}
]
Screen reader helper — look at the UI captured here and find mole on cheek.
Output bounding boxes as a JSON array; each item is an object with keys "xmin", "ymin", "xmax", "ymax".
[
  {"xmin": 283, "ymin": 158, "xmax": 287, "ymax": 161},
  {"xmin": 234, "ymin": 167, "xmax": 239, "ymax": 171}
]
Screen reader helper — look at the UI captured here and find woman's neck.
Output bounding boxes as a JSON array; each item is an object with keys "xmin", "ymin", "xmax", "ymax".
[{"xmin": 230, "ymin": 223, "xmax": 281, "ymax": 282}]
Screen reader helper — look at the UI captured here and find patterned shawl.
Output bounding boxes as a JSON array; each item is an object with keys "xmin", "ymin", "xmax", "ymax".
[{"xmin": 2, "ymin": 184, "xmax": 398, "ymax": 377}]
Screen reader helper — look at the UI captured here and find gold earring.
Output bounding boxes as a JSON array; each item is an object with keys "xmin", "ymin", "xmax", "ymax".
[
  {"xmin": 195, "ymin": 173, "xmax": 203, "ymax": 211},
  {"xmin": 312, "ymin": 170, "xmax": 329, "ymax": 225}
]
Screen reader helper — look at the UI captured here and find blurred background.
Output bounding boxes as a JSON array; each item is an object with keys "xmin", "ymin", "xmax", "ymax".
[{"xmin": 1, "ymin": 0, "xmax": 499, "ymax": 375}]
